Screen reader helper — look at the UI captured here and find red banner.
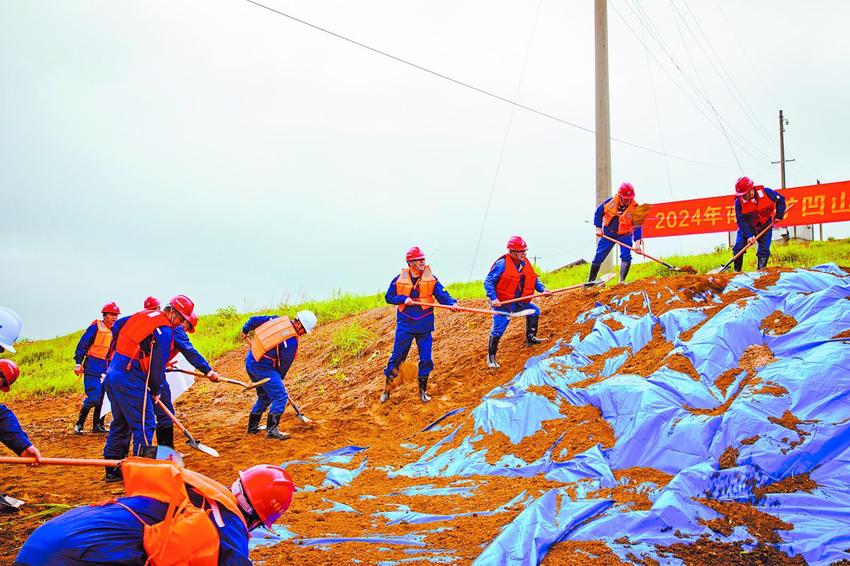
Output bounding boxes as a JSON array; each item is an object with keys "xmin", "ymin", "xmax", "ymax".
[{"xmin": 641, "ymin": 180, "xmax": 850, "ymax": 238}]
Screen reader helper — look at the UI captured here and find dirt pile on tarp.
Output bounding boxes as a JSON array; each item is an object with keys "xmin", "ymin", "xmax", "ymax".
[{"xmin": 1, "ymin": 267, "xmax": 848, "ymax": 565}]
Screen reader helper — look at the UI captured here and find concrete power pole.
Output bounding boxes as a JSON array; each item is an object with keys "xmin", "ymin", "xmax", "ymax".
[
  {"xmin": 595, "ymin": 0, "xmax": 613, "ymax": 271},
  {"xmin": 778, "ymin": 109, "xmax": 787, "ymax": 190}
]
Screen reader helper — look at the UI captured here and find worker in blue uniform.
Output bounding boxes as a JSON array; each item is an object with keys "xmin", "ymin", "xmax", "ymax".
[
  {"xmin": 1, "ymin": 360, "xmax": 42, "ymax": 464},
  {"xmin": 155, "ymin": 312, "xmax": 220, "ymax": 448},
  {"xmin": 484, "ymin": 236, "xmax": 548, "ymax": 369},
  {"xmin": 588, "ymin": 182, "xmax": 644, "ymax": 284},
  {"xmin": 242, "ymin": 310, "xmax": 317, "ymax": 440},
  {"xmin": 382, "ymin": 246, "xmax": 458, "ymax": 403},
  {"xmin": 732, "ymin": 176, "xmax": 787, "ymax": 271},
  {"xmin": 15, "ymin": 459, "xmax": 295, "ymax": 566},
  {"xmin": 102, "ymin": 295, "xmax": 195, "ymax": 482},
  {"xmin": 72, "ymin": 302, "xmax": 121, "ymax": 434}
]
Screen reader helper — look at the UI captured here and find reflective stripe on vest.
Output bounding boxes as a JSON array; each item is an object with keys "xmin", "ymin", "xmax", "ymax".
[
  {"xmin": 86, "ymin": 320, "xmax": 112, "ymax": 360},
  {"xmin": 114, "ymin": 310, "xmax": 171, "ymax": 366},
  {"xmin": 493, "ymin": 255, "xmax": 537, "ymax": 302},
  {"xmin": 738, "ymin": 187, "xmax": 776, "ymax": 228},
  {"xmin": 396, "ymin": 266, "xmax": 437, "ymax": 313},
  {"xmin": 121, "ymin": 457, "xmax": 246, "ymax": 566},
  {"xmin": 603, "ymin": 195, "xmax": 637, "ymax": 235},
  {"xmin": 251, "ymin": 316, "xmax": 299, "ymax": 363}
]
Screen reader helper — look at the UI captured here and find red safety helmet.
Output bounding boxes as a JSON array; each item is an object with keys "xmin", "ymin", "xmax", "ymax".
[
  {"xmin": 507, "ymin": 236, "xmax": 528, "ymax": 252},
  {"xmin": 144, "ymin": 296, "xmax": 161, "ymax": 310},
  {"xmin": 101, "ymin": 302, "xmax": 121, "ymax": 315},
  {"xmin": 237, "ymin": 464, "xmax": 295, "ymax": 528},
  {"xmin": 405, "ymin": 246, "xmax": 426, "ymax": 262},
  {"xmin": 618, "ymin": 182, "xmax": 635, "ymax": 199},
  {"xmin": 0, "ymin": 359, "xmax": 20, "ymax": 393},
  {"xmin": 735, "ymin": 176, "xmax": 754, "ymax": 196},
  {"xmin": 186, "ymin": 312, "xmax": 198, "ymax": 334},
  {"xmin": 167, "ymin": 295, "xmax": 195, "ymax": 322}
]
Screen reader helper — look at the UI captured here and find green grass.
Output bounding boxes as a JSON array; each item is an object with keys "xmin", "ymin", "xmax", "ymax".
[
  {"xmin": 330, "ymin": 323, "xmax": 376, "ymax": 366},
  {"xmin": 4, "ymin": 238, "xmax": 849, "ymax": 399}
]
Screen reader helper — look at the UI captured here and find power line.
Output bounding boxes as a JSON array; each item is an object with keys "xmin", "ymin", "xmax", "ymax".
[{"xmin": 241, "ymin": 0, "xmax": 739, "ymax": 169}]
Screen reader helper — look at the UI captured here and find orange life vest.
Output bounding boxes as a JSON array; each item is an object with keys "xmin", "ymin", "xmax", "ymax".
[
  {"xmin": 493, "ymin": 255, "xmax": 537, "ymax": 302},
  {"xmin": 86, "ymin": 320, "xmax": 113, "ymax": 360},
  {"xmin": 114, "ymin": 310, "xmax": 172, "ymax": 372},
  {"xmin": 114, "ymin": 457, "xmax": 246, "ymax": 566},
  {"xmin": 603, "ymin": 195, "xmax": 637, "ymax": 235},
  {"xmin": 738, "ymin": 186, "xmax": 776, "ymax": 228},
  {"xmin": 250, "ymin": 316, "xmax": 299, "ymax": 363},
  {"xmin": 396, "ymin": 266, "xmax": 437, "ymax": 312}
]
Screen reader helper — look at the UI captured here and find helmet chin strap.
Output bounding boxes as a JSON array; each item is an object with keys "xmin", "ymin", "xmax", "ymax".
[{"xmin": 231, "ymin": 479, "xmax": 263, "ymax": 530}]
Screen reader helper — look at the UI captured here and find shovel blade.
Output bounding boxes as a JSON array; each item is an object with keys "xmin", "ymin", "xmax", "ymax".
[
  {"xmin": 510, "ymin": 309, "xmax": 537, "ymax": 318},
  {"xmin": 295, "ymin": 413, "xmax": 312, "ymax": 424},
  {"xmin": 185, "ymin": 439, "xmax": 219, "ymax": 458},
  {"xmin": 707, "ymin": 266, "xmax": 725, "ymax": 275},
  {"xmin": 242, "ymin": 378, "xmax": 270, "ymax": 391}
]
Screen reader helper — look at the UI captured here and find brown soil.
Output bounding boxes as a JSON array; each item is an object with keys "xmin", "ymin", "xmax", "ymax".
[
  {"xmin": 760, "ymin": 310, "xmax": 798, "ymax": 335},
  {"xmin": 603, "ymin": 318, "xmax": 625, "ymax": 331},
  {"xmin": 740, "ymin": 435, "xmax": 760, "ymax": 445},
  {"xmin": 714, "ymin": 369, "xmax": 743, "ymax": 397},
  {"xmin": 752, "ymin": 268, "xmax": 793, "ymax": 290},
  {"xmin": 754, "ymin": 473, "xmax": 817, "ymax": 501},
  {"xmin": 689, "ymin": 345, "xmax": 775, "ymax": 416},
  {"xmin": 0, "ymin": 269, "xmax": 817, "ymax": 564},
  {"xmin": 833, "ymin": 329, "xmax": 850, "ymax": 339},
  {"xmin": 768, "ymin": 410, "xmax": 816, "ymax": 454},
  {"xmin": 718, "ymin": 447, "xmax": 739, "ymax": 469},
  {"xmin": 656, "ymin": 534, "xmax": 806, "ymax": 565},
  {"xmin": 589, "ymin": 467, "xmax": 673, "ymax": 511},
  {"xmin": 697, "ymin": 499, "xmax": 794, "ymax": 544},
  {"xmin": 751, "ymin": 382, "xmax": 789, "ymax": 397}
]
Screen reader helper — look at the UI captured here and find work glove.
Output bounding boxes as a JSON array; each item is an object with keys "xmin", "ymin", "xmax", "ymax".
[
  {"xmin": 206, "ymin": 370, "xmax": 221, "ymax": 383},
  {"xmin": 595, "ymin": 227, "xmax": 603, "ymax": 237},
  {"xmin": 151, "ymin": 394, "xmax": 161, "ymax": 405},
  {"xmin": 74, "ymin": 364, "xmax": 83, "ymax": 376},
  {"xmin": 542, "ymin": 290, "xmax": 553, "ymax": 297},
  {"xmin": 748, "ymin": 236, "xmax": 757, "ymax": 245},
  {"xmin": 404, "ymin": 297, "xmax": 414, "ymax": 306},
  {"xmin": 634, "ymin": 239, "xmax": 645, "ymax": 254},
  {"xmin": 449, "ymin": 304, "xmax": 460, "ymax": 311},
  {"xmin": 491, "ymin": 299, "xmax": 502, "ymax": 308},
  {"xmin": 21, "ymin": 445, "xmax": 42, "ymax": 466}
]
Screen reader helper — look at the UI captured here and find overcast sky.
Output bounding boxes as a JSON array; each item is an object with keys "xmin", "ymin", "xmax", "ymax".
[{"xmin": 3, "ymin": 0, "xmax": 849, "ymax": 339}]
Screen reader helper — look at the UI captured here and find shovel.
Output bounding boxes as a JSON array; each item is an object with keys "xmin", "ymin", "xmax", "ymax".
[
  {"xmin": 154, "ymin": 399, "xmax": 219, "ymax": 458},
  {"xmin": 708, "ymin": 204, "xmax": 794, "ymax": 275},
  {"xmin": 289, "ymin": 397, "xmax": 311, "ymax": 424},
  {"xmin": 167, "ymin": 368, "xmax": 269, "ymax": 391},
  {"xmin": 410, "ymin": 301, "xmax": 535, "ymax": 318},
  {"xmin": 594, "ymin": 230, "xmax": 694, "ymax": 273},
  {"xmin": 499, "ymin": 273, "xmax": 616, "ymax": 306}
]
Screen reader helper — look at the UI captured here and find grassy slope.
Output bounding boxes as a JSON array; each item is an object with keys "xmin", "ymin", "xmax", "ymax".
[{"xmin": 4, "ymin": 238, "xmax": 850, "ymax": 399}]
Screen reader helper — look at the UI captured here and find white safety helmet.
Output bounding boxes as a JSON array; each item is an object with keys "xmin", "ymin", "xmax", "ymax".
[
  {"xmin": 0, "ymin": 307, "xmax": 23, "ymax": 354},
  {"xmin": 295, "ymin": 310, "xmax": 317, "ymax": 334}
]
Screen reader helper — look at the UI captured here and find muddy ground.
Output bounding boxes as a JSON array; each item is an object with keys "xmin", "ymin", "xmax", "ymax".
[{"xmin": 0, "ymin": 270, "xmax": 814, "ymax": 564}]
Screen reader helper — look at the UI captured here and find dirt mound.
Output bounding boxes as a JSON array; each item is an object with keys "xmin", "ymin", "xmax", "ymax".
[
  {"xmin": 760, "ymin": 310, "xmax": 798, "ymax": 335},
  {"xmin": 0, "ymin": 269, "xmax": 825, "ymax": 564}
]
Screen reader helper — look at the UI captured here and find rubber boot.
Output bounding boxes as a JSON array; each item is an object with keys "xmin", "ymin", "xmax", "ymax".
[
  {"xmin": 525, "ymin": 316, "xmax": 546, "ymax": 346},
  {"xmin": 104, "ymin": 466, "xmax": 123, "ymax": 483},
  {"xmin": 619, "ymin": 261, "xmax": 631, "ymax": 283},
  {"xmin": 156, "ymin": 426, "xmax": 174, "ymax": 448},
  {"xmin": 418, "ymin": 377, "xmax": 431, "ymax": 403},
  {"xmin": 757, "ymin": 255, "xmax": 769, "ymax": 270},
  {"xmin": 586, "ymin": 262, "xmax": 602, "ymax": 285},
  {"xmin": 74, "ymin": 407, "xmax": 90, "ymax": 435},
  {"xmin": 733, "ymin": 255, "xmax": 744, "ymax": 272},
  {"xmin": 92, "ymin": 404, "xmax": 107, "ymax": 433},
  {"xmin": 487, "ymin": 336, "xmax": 501, "ymax": 369},
  {"xmin": 247, "ymin": 413, "xmax": 263, "ymax": 434},
  {"xmin": 266, "ymin": 414, "xmax": 290, "ymax": 440}
]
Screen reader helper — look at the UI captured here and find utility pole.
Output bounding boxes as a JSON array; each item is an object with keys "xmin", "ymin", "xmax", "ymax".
[
  {"xmin": 595, "ymin": 0, "xmax": 612, "ymax": 272},
  {"xmin": 771, "ymin": 110, "xmax": 797, "ymax": 237}
]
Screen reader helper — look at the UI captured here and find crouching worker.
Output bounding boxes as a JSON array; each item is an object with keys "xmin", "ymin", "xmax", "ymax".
[
  {"xmin": 242, "ymin": 311, "xmax": 317, "ymax": 440},
  {"xmin": 15, "ymin": 457, "xmax": 295, "ymax": 566}
]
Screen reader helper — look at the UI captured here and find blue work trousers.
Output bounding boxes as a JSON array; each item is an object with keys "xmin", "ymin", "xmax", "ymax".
[
  {"xmin": 82, "ymin": 373, "xmax": 104, "ymax": 409},
  {"xmin": 384, "ymin": 328, "xmax": 433, "ymax": 378},
  {"xmin": 490, "ymin": 302, "xmax": 540, "ymax": 339},
  {"xmin": 152, "ymin": 380, "xmax": 173, "ymax": 431},
  {"xmin": 246, "ymin": 360, "xmax": 289, "ymax": 415},
  {"xmin": 733, "ymin": 227, "xmax": 773, "ymax": 259},
  {"xmin": 593, "ymin": 232, "xmax": 633, "ymax": 264},
  {"xmin": 103, "ymin": 372, "xmax": 156, "ymax": 460}
]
